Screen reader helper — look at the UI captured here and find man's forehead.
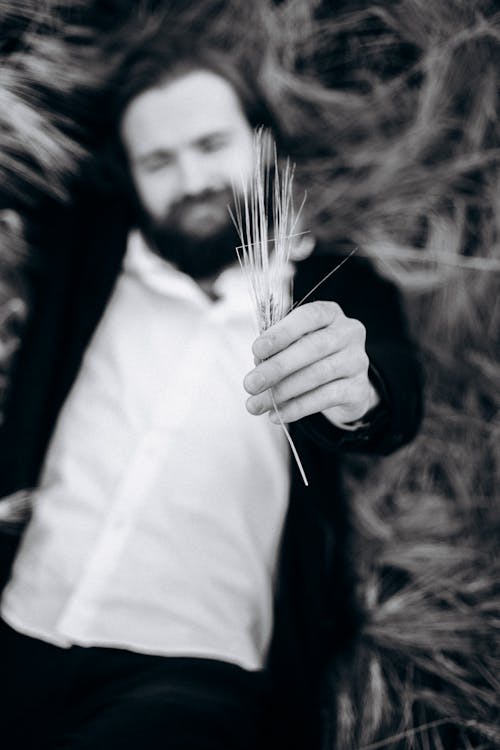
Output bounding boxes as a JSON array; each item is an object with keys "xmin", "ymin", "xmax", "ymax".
[{"xmin": 120, "ymin": 69, "xmax": 249, "ymax": 156}]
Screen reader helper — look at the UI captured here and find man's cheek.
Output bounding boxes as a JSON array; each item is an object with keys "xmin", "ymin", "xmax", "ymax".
[{"xmin": 137, "ymin": 187, "xmax": 174, "ymax": 225}]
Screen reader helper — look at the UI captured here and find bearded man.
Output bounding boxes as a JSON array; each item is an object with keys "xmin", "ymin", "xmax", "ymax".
[{"xmin": 0, "ymin": 46, "xmax": 422, "ymax": 750}]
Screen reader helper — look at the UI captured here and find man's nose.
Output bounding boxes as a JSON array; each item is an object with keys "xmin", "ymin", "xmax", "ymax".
[{"xmin": 177, "ymin": 152, "xmax": 211, "ymax": 197}]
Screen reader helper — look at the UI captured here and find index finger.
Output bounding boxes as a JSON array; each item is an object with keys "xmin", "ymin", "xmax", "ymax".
[{"xmin": 252, "ymin": 301, "xmax": 341, "ymax": 360}]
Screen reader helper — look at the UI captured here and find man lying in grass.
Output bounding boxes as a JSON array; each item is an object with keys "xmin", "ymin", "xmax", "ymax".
[{"xmin": 0, "ymin": 26, "xmax": 422, "ymax": 750}]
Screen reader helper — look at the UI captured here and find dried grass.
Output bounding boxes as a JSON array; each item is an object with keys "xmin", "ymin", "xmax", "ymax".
[{"xmin": 230, "ymin": 128, "xmax": 308, "ymax": 485}]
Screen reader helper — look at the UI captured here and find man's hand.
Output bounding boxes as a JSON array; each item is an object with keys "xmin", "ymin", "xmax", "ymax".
[{"xmin": 243, "ymin": 301, "xmax": 380, "ymax": 428}]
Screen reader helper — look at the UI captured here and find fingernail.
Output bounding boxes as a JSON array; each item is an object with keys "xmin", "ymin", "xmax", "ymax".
[
  {"xmin": 254, "ymin": 337, "xmax": 273, "ymax": 358},
  {"xmin": 268, "ymin": 412, "xmax": 279, "ymax": 424},
  {"xmin": 247, "ymin": 397, "xmax": 265, "ymax": 415},
  {"xmin": 245, "ymin": 371, "xmax": 266, "ymax": 392}
]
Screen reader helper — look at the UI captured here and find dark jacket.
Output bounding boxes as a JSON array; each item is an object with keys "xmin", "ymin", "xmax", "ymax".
[{"xmin": 0, "ymin": 191, "xmax": 422, "ymax": 749}]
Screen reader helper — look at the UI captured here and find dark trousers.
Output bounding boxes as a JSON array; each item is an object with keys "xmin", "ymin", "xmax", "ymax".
[{"xmin": 0, "ymin": 618, "xmax": 270, "ymax": 750}]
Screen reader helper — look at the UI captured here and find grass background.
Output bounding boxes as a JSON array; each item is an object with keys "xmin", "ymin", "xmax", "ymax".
[{"xmin": 0, "ymin": 1, "xmax": 498, "ymax": 747}]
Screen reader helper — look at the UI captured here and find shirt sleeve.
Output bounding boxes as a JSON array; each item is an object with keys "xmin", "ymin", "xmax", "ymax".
[{"xmin": 293, "ymin": 249, "xmax": 424, "ymax": 455}]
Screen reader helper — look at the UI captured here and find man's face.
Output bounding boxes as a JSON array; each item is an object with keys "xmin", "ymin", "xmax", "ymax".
[{"xmin": 120, "ymin": 69, "xmax": 255, "ymax": 278}]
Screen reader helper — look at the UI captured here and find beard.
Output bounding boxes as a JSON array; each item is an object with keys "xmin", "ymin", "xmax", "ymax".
[{"xmin": 135, "ymin": 187, "xmax": 243, "ymax": 280}]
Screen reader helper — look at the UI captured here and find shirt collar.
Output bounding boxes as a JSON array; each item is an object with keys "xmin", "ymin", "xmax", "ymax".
[
  {"xmin": 123, "ymin": 229, "xmax": 296, "ymax": 322},
  {"xmin": 123, "ymin": 229, "xmax": 255, "ymax": 318}
]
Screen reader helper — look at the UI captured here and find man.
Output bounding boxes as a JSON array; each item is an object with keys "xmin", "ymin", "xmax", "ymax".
[{"xmin": 0, "ymin": 49, "xmax": 422, "ymax": 750}]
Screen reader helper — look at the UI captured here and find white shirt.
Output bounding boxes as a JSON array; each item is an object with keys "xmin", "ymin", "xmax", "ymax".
[{"xmin": 1, "ymin": 231, "xmax": 290, "ymax": 671}]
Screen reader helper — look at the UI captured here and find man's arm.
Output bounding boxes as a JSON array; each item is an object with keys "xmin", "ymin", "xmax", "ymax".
[{"xmin": 243, "ymin": 252, "xmax": 423, "ymax": 455}]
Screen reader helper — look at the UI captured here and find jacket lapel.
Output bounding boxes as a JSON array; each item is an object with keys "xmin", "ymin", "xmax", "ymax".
[{"xmin": 0, "ymin": 193, "xmax": 129, "ymax": 497}]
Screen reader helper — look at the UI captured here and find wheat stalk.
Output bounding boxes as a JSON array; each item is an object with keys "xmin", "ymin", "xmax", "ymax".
[{"xmin": 229, "ymin": 128, "xmax": 309, "ymax": 486}]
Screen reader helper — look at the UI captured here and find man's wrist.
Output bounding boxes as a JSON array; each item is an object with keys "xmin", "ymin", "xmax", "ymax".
[{"xmin": 321, "ymin": 380, "xmax": 381, "ymax": 432}]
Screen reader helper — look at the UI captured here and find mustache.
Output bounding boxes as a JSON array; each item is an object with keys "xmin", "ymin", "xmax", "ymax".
[{"xmin": 168, "ymin": 187, "xmax": 234, "ymax": 215}]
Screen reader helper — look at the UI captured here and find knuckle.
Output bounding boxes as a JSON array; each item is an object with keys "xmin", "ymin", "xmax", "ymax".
[
  {"xmin": 318, "ymin": 355, "xmax": 336, "ymax": 382},
  {"xmin": 314, "ymin": 330, "xmax": 333, "ymax": 358},
  {"xmin": 352, "ymin": 318, "xmax": 367, "ymax": 341},
  {"xmin": 268, "ymin": 356, "xmax": 286, "ymax": 382},
  {"xmin": 358, "ymin": 350, "xmax": 370, "ymax": 372},
  {"xmin": 328, "ymin": 300, "xmax": 342, "ymax": 317},
  {"xmin": 306, "ymin": 301, "xmax": 333, "ymax": 327}
]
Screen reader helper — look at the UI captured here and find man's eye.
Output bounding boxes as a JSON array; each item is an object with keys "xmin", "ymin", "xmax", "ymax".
[
  {"xmin": 199, "ymin": 135, "xmax": 229, "ymax": 153},
  {"xmin": 141, "ymin": 154, "xmax": 173, "ymax": 172}
]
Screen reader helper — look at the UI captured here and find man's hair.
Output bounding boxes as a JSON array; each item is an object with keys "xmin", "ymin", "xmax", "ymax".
[{"xmin": 113, "ymin": 45, "xmax": 275, "ymax": 135}]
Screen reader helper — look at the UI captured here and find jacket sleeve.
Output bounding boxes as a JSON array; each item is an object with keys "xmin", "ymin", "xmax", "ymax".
[{"xmin": 293, "ymin": 249, "xmax": 424, "ymax": 455}]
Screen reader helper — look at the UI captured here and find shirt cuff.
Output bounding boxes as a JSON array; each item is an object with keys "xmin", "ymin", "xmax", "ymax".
[{"xmin": 298, "ymin": 364, "xmax": 391, "ymax": 452}]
